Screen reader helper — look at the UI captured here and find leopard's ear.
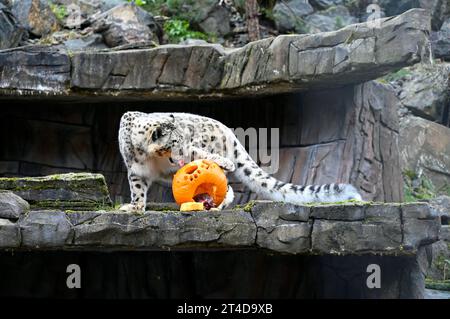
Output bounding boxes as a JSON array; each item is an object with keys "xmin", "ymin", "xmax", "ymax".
[{"xmin": 151, "ymin": 127, "xmax": 163, "ymax": 142}]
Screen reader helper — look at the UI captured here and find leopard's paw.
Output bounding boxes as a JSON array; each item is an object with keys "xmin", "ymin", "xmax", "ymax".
[{"xmin": 119, "ymin": 203, "xmax": 145, "ymax": 213}]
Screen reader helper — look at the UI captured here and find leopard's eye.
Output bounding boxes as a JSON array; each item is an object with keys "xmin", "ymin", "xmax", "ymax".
[{"xmin": 151, "ymin": 127, "xmax": 163, "ymax": 142}]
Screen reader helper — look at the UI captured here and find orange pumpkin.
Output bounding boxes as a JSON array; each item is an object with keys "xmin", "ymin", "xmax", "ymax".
[{"xmin": 172, "ymin": 159, "xmax": 228, "ymax": 207}]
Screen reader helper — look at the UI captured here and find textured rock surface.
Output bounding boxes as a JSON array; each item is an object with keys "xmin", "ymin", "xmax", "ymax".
[
  {"xmin": 379, "ymin": 0, "xmax": 449, "ymax": 30},
  {"xmin": 304, "ymin": 5, "xmax": 358, "ymax": 33},
  {"xmin": 396, "ymin": 62, "xmax": 450, "ymax": 123},
  {"xmin": 0, "ymin": 45, "xmax": 70, "ymax": 92},
  {"xmin": 0, "ymin": 3, "xmax": 24, "ymax": 49},
  {"xmin": 0, "ymin": 201, "xmax": 440, "ymax": 253},
  {"xmin": 221, "ymin": 9, "xmax": 430, "ymax": 94},
  {"xmin": 11, "ymin": 0, "xmax": 59, "ymax": 37},
  {"xmin": 0, "ymin": 9, "xmax": 431, "ymax": 99},
  {"xmin": 0, "ymin": 173, "xmax": 112, "ymax": 210},
  {"xmin": 272, "ymin": 0, "xmax": 314, "ymax": 32},
  {"xmin": 90, "ymin": 3, "xmax": 160, "ymax": 47},
  {"xmin": 399, "ymin": 115, "xmax": 450, "ymax": 194},
  {"xmin": 193, "ymin": 0, "xmax": 231, "ymax": 36},
  {"xmin": 431, "ymin": 19, "xmax": 450, "ymax": 61},
  {"xmin": 0, "ymin": 190, "xmax": 29, "ymax": 219}
]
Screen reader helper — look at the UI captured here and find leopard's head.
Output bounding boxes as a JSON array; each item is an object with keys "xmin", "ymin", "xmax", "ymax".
[{"xmin": 146, "ymin": 115, "xmax": 184, "ymax": 159}]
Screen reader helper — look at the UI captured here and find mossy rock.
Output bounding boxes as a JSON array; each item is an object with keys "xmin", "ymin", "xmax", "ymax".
[
  {"xmin": 0, "ymin": 173, "xmax": 112, "ymax": 211},
  {"xmin": 425, "ymin": 279, "xmax": 450, "ymax": 291}
]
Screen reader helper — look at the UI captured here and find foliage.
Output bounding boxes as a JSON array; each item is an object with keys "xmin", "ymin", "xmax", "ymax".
[
  {"xmin": 49, "ymin": 2, "xmax": 68, "ymax": 21},
  {"xmin": 164, "ymin": 19, "xmax": 209, "ymax": 43},
  {"xmin": 403, "ymin": 170, "xmax": 437, "ymax": 202},
  {"xmin": 335, "ymin": 16, "xmax": 345, "ymax": 29},
  {"xmin": 378, "ymin": 68, "xmax": 412, "ymax": 83},
  {"xmin": 127, "ymin": 0, "xmax": 148, "ymax": 6},
  {"xmin": 425, "ymin": 278, "xmax": 450, "ymax": 291},
  {"xmin": 433, "ymin": 255, "xmax": 450, "ymax": 281}
]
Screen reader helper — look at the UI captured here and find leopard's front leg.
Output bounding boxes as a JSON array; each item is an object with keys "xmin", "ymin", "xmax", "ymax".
[
  {"xmin": 189, "ymin": 147, "xmax": 236, "ymax": 172},
  {"xmin": 120, "ymin": 173, "xmax": 151, "ymax": 213}
]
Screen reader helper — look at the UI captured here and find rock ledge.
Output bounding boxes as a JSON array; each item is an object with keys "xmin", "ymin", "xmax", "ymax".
[{"xmin": 0, "ymin": 200, "xmax": 440, "ymax": 255}]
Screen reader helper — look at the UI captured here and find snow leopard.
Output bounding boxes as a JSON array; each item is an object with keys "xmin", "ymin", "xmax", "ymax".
[{"xmin": 118, "ymin": 111, "xmax": 362, "ymax": 212}]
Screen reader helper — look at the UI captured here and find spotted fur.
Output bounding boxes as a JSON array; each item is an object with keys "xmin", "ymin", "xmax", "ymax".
[{"xmin": 118, "ymin": 112, "xmax": 362, "ymax": 212}]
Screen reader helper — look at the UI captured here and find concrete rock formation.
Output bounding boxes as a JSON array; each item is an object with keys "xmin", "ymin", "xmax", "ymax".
[
  {"xmin": 11, "ymin": 0, "xmax": 59, "ymax": 37},
  {"xmin": 0, "ymin": 173, "xmax": 112, "ymax": 210},
  {"xmin": 0, "ymin": 190, "xmax": 29, "ymax": 219},
  {"xmin": 0, "ymin": 200, "xmax": 439, "ymax": 255},
  {"xmin": 0, "ymin": 9, "xmax": 431, "ymax": 99},
  {"xmin": 0, "ymin": 2, "xmax": 23, "ymax": 49}
]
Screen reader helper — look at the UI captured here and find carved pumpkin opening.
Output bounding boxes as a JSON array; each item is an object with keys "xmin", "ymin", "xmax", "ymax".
[{"xmin": 172, "ymin": 159, "xmax": 227, "ymax": 208}]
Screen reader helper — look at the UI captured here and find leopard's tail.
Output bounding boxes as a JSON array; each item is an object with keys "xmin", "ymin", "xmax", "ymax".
[{"xmin": 232, "ymin": 143, "xmax": 362, "ymax": 204}]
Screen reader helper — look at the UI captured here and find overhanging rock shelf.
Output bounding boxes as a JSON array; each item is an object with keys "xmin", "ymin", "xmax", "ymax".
[{"xmin": 0, "ymin": 9, "xmax": 430, "ymax": 100}]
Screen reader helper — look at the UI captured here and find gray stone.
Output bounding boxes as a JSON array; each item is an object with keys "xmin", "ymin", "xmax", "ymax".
[
  {"xmin": 396, "ymin": 62, "xmax": 450, "ymax": 123},
  {"xmin": 0, "ymin": 173, "xmax": 112, "ymax": 210},
  {"xmin": 0, "ymin": 190, "xmax": 29, "ymax": 219},
  {"xmin": 309, "ymin": 0, "xmax": 343, "ymax": 10},
  {"xmin": 52, "ymin": 0, "xmax": 104, "ymax": 28},
  {"xmin": 429, "ymin": 196, "xmax": 450, "ymax": 218},
  {"xmin": 399, "ymin": 115, "xmax": 450, "ymax": 195},
  {"xmin": 11, "ymin": 0, "xmax": 59, "ymax": 37},
  {"xmin": 193, "ymin": 0, "xmax": 231, "ymax": 36},
  {"xmin": 311, "ymin": 204, "xmax": 403, "ymax": 254},
  {"xmin": 0, "ymin": 2, "xmax": 24, "ymax": 49},
  {"xmin": 100, "ymin": 0, "xmax": 126, "ymax": 12},
  {"xmin": 0, "ymin": 9, "xmax": 432, "ymax": 99},
  {"xmin": 63, "ymin": 33, "xmax": 107, "ymax": 51},
  {"xmin": 441, "ymin": 225, "xmax": 450, "ymax": 241},
  {"xmin": 431, "ymin": 29, "xmax": 450, "ymax": 61},
  {"xmin": 221, "ymin": 9, "xmax": 430, "ymax": 95},
  {"xmin": 272, "ymin": 0, "xmax": 314, "ymax": 32},
  {"xmin": 91, "ymin": 3, "xmax": 160, "ymax": 47},
  {"xmin": 0, "ymin": 201, "xmax": 441, "ymax": 254},
  {"xmin": 310, "ymin": 203, "xmax": 365, "ymax": 221},
  {"xmin": 0, "ymin": 218, "xmax": 20, "ymax": 247},
  {"xmin": 402, "ymin": 203, "xmax": 441, "ymax": 250},
  {"xmin": 304, "ymin": 5, "xmax": 358, "ymax": 33},
  {"xmin": 71, "ymin": 43, "xmax": 225, "ymax": 91},
  {"xmin": 0, "ymin": 45, "xmax": 70, "ymax": 92},
  {"xmin": 71, "ymin": 209, "xmax": 256, "ymax": 248},
  {"xmin": 251, "ymin": 201, "xmax": 311, "ymax": 254},
  {"xmin": 20, "ymin": 211, "xmax": 73, "ymax": 248},
  {"xmin": 379, "ymin": 0, "xmax": 449, "ymax": 30}
]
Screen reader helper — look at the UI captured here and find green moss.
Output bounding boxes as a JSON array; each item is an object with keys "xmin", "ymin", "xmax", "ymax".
[
  {"xmin": 402, "ymin": 170, "xmax": 437, "ymax": 202},
  {"xmin": 163, "ymin": 19, "xmax": 212, "ymax": 43},
  {"xmin": 49, "ymin": 2, "xmax": 68, "ymax": 21},
  {"xmin": 425, "ymin": 279, "xmax": 450, "ymax": 291},
  {"xmin": 0, "ymin": 173, "xmax": 109, "ymax": 194},
  {"xmin": 335, "ymin": 16, "xmax": 345, "ymax": 29},
  {"xmin": 379, "ymin": 68, "xmax": 412, "ymax": 84},
  {"xmin": 303, "ymin": 199, "xmax": 367, "ymax": 207},
  {"xmin": 243, "ymin": 201, "xmax": 257, "ymax": 213},
  {"xmin": 433, "ymin": 255, "xmax": 450, "ymax": 275}
]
